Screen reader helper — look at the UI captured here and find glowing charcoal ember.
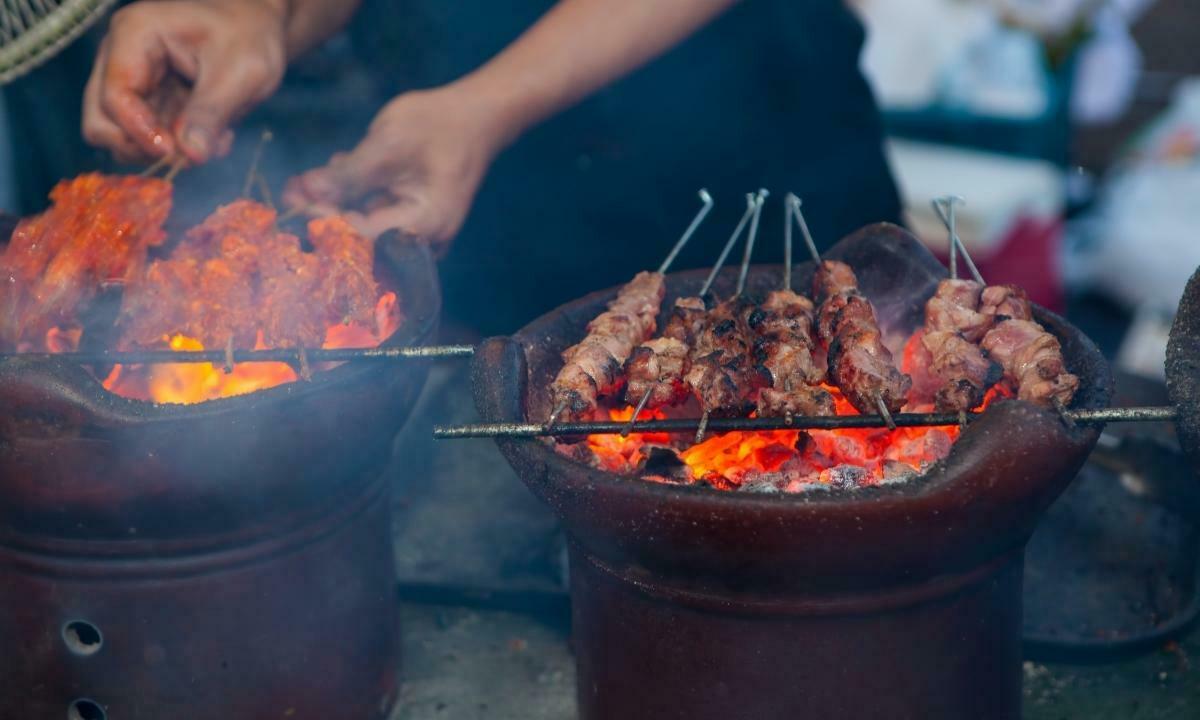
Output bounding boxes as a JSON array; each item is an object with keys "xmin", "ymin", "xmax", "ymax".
[
  {"xmin": 578, "ymin": 406, "xmax": 671, "ymax": 473},
  {"xmin": 104, "ymin": 292, "xmax": 401, "ymax": 404},
  {"xmin": 582, "ymin": 376, "xmax": 975, "ymax": 492}
]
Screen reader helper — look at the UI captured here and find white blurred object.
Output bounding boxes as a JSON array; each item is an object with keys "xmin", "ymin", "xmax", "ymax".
[
  {"xmin": 1071, "ymin": 6, "xmax": 1142, "ymax": 124},
  {"xmin": 858, "ymin": 0, "xmax": 993, "ymax": 110},
  {"xmin": 942, "ymin": 24, "xmax": 1050, "ymax": 119},
  {"xmin": 886, "ymin": 138, "xmax": 1064, "ymax": 255},
  {"xmin": 1068, "ymin": 79, "xmax": 1200, "ymax": 312},
  {"xmin": 1115, "ymin": 304, "xmax": 1172, "ymax": 382}
]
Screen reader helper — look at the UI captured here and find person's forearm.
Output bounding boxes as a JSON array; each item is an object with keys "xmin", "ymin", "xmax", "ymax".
[
  {"xmin": 453, "ymin": 0, "xmax": 740, "ymax": 148},
  {"xmin": 270, "ymin": 0, "xmax": 363, "ymax": 59}
]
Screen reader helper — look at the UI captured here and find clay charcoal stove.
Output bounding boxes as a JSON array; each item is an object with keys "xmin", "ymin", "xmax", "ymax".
[
  {"xmin": 0, "ymin": 200, "xmax": 442, "ymax": 720},
  {"xmin": 467, "ymin": 222, "xmax": 1115, "ymax": 720}
]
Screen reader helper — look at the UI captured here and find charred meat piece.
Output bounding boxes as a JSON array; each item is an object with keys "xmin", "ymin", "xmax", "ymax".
[
  {"xmin": 758, "ymin": 385, "xmax": 835, "ymax": 417},
  {"xmin": 746, "ymin": 289, "xmax": 832, "ymax": 417},
  {"xmin": 551, "ymin": 271, "xmax": 666, "ymax": 419},
  {"xmin": 917, "ymin": 279, "xmax": 1001, "ymax": 412},
  {"xmin": 624, "ymin": 337, "xmax": 692, "ymax": 409},
  {"xmin": 979, "ymin": 284, "xmax": 1032, "ymax": 322},
  {"xmin": 980, "ymin": 319, "xmax": 1078, "ymax": 407},
  {"xmin": 813, "ymin": 261, "xmax": 911, "ymax": 414},
  {"xmin": 683, "ymin": 296, "xmax": 762, "ymax": 417},
  {"xmin": 921, "ymin": 330, "xmax": 1001, "ymax": 412},
  {"xmin": 925, "ymin": 279, "xmax": 991, "ymax": 342},
  {"xmin": 683, "ymin": 352, "xmax": 750, "ymax": 415},
  {"xmin": 662, "ymin": 295, "xmax": 709, "ymax": 345}
]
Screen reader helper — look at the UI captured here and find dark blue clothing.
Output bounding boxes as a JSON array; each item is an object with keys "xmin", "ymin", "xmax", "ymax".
[{"xmin": 354, "ymin": 0, "xmax": 901, "ymax": 334}]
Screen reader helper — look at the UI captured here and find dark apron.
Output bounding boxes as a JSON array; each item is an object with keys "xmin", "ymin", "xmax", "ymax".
[{"xmin": 354, "ymin": 0, "xmax": 902, "ymax": 334}]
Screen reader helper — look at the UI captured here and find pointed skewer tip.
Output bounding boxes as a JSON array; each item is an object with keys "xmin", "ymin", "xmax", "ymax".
[
  {"xmin": 546, "ymin": 399, "xmax": 569, "ymax": 430},
  {"xmin": 875, "ymin": 394, "xmax": 897, "ymax": 431},
  {"xmin": 622, "ymin": 389, "xmax": 655, "ymax": 438},
  {"xmin": 694, "ymin": 411, "xmax": 711, "ymax": 444}
]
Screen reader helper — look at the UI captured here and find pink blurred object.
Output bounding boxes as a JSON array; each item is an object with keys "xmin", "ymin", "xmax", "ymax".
[{"xmin": 935, "ymin": 215, "xmax": 1065, "ymax": 313}]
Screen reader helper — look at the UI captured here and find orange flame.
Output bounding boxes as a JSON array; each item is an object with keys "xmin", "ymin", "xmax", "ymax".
[
  {"xmin": 586, "ymin": 376, "xmax": 1013, "ymax": 490},
  {"xmin": 585, "ymin": 406, "xmax": 671, "ymax": 473},
  {"xmin": 101, "ymin": 291, "xmax": 400, "ymax": 404}
]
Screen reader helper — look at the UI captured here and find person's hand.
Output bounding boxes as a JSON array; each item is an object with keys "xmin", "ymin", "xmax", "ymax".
[
  {"xmin": 282, "ymin": 86, "xmax": 507, "ymax": 256},
  {"xmin": 82, "ymin": 0, "xmax": 288, "ymax": 164}
]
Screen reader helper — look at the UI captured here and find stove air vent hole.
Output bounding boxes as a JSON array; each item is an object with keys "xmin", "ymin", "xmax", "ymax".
[
  {"xmin": 62, "ymin": 621, "xmax": 103, "ymax": 656},
  {"xmin": 68, "ymin": 698, "xmax": 106, "ymax": 720}
]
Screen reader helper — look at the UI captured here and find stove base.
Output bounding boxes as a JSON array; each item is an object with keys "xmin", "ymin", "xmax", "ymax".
[
  {"xmin": 569, "ymin": 544, "xmax": 1024, "ymax": 720},
  {"xmin": 0, "ymin": 476, "xmax": 399, "ymax": 720}
]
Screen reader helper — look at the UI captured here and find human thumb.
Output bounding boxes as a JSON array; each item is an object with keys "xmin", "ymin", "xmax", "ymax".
[{"xmin": 177, "ymin": 58, "xmax": 280, "ymax": 163}]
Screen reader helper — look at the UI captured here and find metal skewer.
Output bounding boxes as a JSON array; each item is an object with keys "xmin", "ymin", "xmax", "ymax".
[
  {"xmin": 619, "ymin": 190, "xmax": 717, "ymax": 437},
  {"xmin": 700, "ymin": 194, "xmax": 758, "ymax": 297},
  {"xmin": 138, "ymin": 155, "xmax": 173, "ymax": 178},
  {"xmin": 791, "ymin": 194, "xmax": 895, "ymax": 429},
  {"xmin": 694, "ymin": 192, "xmax": 762, "ymax": 444},
  {"xmin": 0, "ymin": 344, "xmax": 477, "ymax": 365},
  {"xmin": 163, "ymin": 157, "xmax": 188, "ymax": 183},
  {"xmin": 552, "ymin": 189, "xmax": 714, "ymax": 433},
  {"xmin": 435, "ymin": 405, "xmax": 1181, "ymax": 439},
  {"xmin": 932, "ymin": 196, "xmax": 983, "ymax": 285},
  {"xmin": 243, "ymin": 130, "xmax": 273, "ymax": 198},
  {"xmin": 659, "ymin": 189, "xmax": 714, "ymax": 274},
  {"xmin": 932, "ymin": 196, "xmax": 1077, "ymax": 427},
  {"xmin": 736, "ymin": 189, "xmax": 768, "ymax": 297},
  {"xmin": 788, "ymin": 195, "xmax": 822, "ymax": 265}
]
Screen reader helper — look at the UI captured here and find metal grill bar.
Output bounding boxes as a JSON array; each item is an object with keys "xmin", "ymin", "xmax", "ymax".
[
  {"xmin": 433, "ymin": 406, "xmax": 1179, "ymax": 439},
  {"xmin": 0, "ymin": 344, "xmax": 476, "ymax": 365}
]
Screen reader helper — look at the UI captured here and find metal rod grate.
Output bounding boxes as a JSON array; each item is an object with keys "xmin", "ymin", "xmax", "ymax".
[{"xmin": 433, "ymin": 406, "xmax": 1179, "ymax": 439}]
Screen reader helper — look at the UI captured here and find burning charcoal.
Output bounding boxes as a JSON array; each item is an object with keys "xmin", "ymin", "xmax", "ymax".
[
  {"xmin": 821, "ymin": 464, "xmax": 869, "ymax": 490},
  {"xmin": 645, "ymin": 447, "xmax": 689, "ymax": 481},
  {"xmin": 881, "ymin": 461, "xmax": 919, "ymax": 485},
  {"xmin": 739, "ymin": 472, "xmax": 786, "ymax": 494}
]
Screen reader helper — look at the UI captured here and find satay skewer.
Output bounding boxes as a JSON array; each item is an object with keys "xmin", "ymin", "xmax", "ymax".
[
  {"xmin": 931, "ymin": 196, "xmax": 1076, "ymax": 425},
  {"xmin": 621, "ymin": 193, "xmax": 754, "ymax": 437},
  {"xmin": 789, "ymin": 195, "xmax": 898, "ymax": 429},
  {"xmin": 694, "ymin": 190, "xmax": 765, "ymax": 443},
  {"xmin": 138, "ymin": 155, "xmax": 173, "ymax": 178},
  {"xmin": 546, "ymin": 189, "xmax": 714, "ymax": 430},
  {"xmin": 243, "ymin": 130, "xmax": 273, "ymax": 198}
]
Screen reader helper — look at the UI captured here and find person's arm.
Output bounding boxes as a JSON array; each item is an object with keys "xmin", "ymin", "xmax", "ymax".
[
  {"xmin": 283, "ymin": 0, "xmax": 741, "ymax": 249},
  {"xmin": 82, "ymin": 0, "xmax": 361, "ymax": 164},
  {"xmin": 459, "ymin": 0, "xmax": 740, "ymax": 149}
]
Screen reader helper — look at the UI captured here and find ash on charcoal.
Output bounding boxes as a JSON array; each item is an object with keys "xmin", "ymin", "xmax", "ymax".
[
  {"xmin": 739, "ymin": 473, "xmax": 787, "ymax": 494},
  {"xmin": 880, "ymin": 460, "xmax": 920, "ymax": 485},
  {"xmin": 824, "ymin": 464, "xmax": 869, "ymax": 490}
]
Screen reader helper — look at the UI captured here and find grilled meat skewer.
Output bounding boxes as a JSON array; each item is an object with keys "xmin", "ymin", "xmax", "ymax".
[
  {"xmin": 551, "ymin": 270, "xmax": 666, "ymax": 421},
  {"xmin": 813, "ymin": 260, "xmax": 911, "ymax": 415},
  {"xmin": 975, "ymin": 286, "xmax": 1078, "ymax": 407},
  {"xmin": 917, "ymin": 279, "xmax": 1002, "ymax": 413},
  {"xmin": 748, "ymin": 289, "xmax": 833, "ymax": 417}
]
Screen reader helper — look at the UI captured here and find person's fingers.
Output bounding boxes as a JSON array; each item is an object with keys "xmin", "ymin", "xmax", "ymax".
[
  {"xmin": 175, "ymin": 46, "xmax": 282, "ymax": 163},
  {"xmin": 83, "ymin": 38, "xmax": 154, "ymax": 161},
  {"xmin": 98, "ymin": 14, "xmax": 175, "ymax": 158}
]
